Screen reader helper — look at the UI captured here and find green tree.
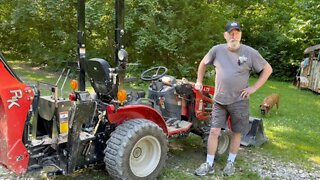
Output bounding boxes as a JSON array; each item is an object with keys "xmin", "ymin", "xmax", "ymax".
[{"xmin": 1, "ymin": 0, "xmax": 319, "ymax": 80}]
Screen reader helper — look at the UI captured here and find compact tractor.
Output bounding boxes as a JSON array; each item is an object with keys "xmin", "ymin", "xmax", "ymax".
[{"xmin": 0, "ymin": 0, "xmax": 267, "ymax": 179}]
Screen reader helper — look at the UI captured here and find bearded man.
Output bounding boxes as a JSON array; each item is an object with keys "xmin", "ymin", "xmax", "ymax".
[{"xmin": 194, "ymin": 21, "xmax": 272, "ymax": 176}]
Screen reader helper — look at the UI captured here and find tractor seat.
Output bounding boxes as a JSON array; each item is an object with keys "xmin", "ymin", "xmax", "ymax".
[{"xmin": 84, "ymin": 58, "xmax": 113, "ymax": 96}]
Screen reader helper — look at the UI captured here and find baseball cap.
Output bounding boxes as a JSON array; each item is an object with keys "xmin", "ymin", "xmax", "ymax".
[{"xmin": 225, "ymin": 21, "xmax": 241, "ymax": 32}]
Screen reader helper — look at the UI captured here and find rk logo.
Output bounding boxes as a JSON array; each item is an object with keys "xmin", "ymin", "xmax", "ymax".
[{"xmin": 7, "ymin": 89, "xmax": 23, "ymax": 109}]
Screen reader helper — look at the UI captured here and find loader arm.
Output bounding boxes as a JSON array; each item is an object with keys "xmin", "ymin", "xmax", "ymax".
[
  {"xmin": 0, "ymin": 56, "xmax": 34, "ymax": 175},
  {"xmin": 193, "ymin": 85, "xmax": 215, "ymax": 120}
]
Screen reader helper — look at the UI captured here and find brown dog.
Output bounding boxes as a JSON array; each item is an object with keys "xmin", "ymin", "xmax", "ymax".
[{"xmin": 260, "ymin": 93, "xmax": 280, "ymax": 115}]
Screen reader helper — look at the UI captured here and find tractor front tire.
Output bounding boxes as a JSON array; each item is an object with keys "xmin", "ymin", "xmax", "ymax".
[
  {"xmin": 216, "ymin": 130, "xmax": 231, "ymax": 156},
  {"xmin": 104, "ymin": 119, "xmax": 168, "ymax": 180},
  {"xmin": 202, "ymin": 129, "xmax": 231, "ymax": 157}
]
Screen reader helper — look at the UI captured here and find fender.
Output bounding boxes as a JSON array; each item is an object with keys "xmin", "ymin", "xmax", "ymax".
[
  {"xmin": 0, "ymin": 57, "xmax": 34, "ymax": 175},
  {"xmin": 107, "ymin": 105, "xmax": 168, "ymax": 134}
]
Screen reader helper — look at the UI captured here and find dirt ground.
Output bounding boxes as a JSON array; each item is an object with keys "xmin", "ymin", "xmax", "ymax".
[
  {"xmin": 0, "ymin": 135, "xmax": 232, "ymax": 180},
  {"xmin": 1, "ymin": 135, "xmax": 320, "ymax": 180}
]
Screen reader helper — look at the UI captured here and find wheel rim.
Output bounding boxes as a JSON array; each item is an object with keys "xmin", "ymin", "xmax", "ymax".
[
  {"xmin": 130, "ymin": 135, "xmax": 161, "ymax": 177},
  {"xmin": 217, "ymin": 132, "xmax": 230, "ymax": 154}
]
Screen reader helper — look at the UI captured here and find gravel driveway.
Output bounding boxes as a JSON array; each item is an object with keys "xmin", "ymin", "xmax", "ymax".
[
  {"xmin": 1, "ymin": 148, "xmax": 319, "ymax": 180},
  {"xmin": 240, "ymin": 149, "xmax": 320, "ymax": 180}
]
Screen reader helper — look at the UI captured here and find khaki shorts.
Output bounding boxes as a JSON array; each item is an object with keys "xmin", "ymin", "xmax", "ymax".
[{"xmin": 211, "ymin": 100, "xmax": 249, "ymax": 133}]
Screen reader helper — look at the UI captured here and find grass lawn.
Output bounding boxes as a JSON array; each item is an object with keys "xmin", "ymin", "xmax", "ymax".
[
  {"xmin": 6, "ymin": 60, "xmax": 320, "ymax": 179},
  {"xmin": 249, "ymin": 78, "xmax": 320, "ymax": 168}
]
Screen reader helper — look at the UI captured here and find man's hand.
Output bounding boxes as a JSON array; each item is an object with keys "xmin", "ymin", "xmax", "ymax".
[
  {"xmin": 195, "ymin": 82, "xmax": 203, "ymax": 91},
  {"xmin": 240, "ymin": 86, "xmax": 256, "ymax": 99},
  {"xmin": 241, "ymin": 63, "xmax": 272, "ymax": 99}
]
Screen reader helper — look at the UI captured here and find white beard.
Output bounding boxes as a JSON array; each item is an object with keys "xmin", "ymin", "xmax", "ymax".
[{"xmin": 227, "ymin": 40, "xmax": 240, "ymax": 51}]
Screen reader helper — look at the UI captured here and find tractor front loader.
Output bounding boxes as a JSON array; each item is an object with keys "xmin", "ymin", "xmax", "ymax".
[{"xmin": 0, "ymin": 53, "xmax": 34, "ymax": 175}]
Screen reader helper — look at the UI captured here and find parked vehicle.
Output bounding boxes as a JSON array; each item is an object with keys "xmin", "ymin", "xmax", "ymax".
[{"xmin": 295, "ymin": 44, "xmax": 320, "ymax": 93}]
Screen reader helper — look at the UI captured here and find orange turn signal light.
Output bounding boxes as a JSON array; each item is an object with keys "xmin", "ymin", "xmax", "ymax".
[
  {"xmin": 70, "ymin": 79, "xmax": 78, "ymax": 91},
  {"xmin": 117, "ymin": 89, "xmax": 127, "ymax": 103}
]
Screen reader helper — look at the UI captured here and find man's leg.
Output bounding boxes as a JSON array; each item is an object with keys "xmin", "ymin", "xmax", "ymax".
[
  {"xmin": 207, "ymin": 128, "xmax": 221, "ymax": 164},
  {"xmin": 207, "ymin": 128, "xmax": 221, "ymax": 154},
  {"xmin": 230, "ymin": 132, "xmax": 241, "ymax": 154},
  {"xmin": 224, "ymin": 100, "xmax": 249, "ymax": 176},
  {"xmin": 195, "ymin": 102, "xmax": 227, "ymax": 176},
  {"xmin": 223, "ymin": 132, "xmax": 241, "ymax": 176},
  {"xmin": 228, "ymin": 132, "xmax": 241, "ymax": 162},
  {"xmin": 194, "ymin": 128, "xmax": 220, "ymax": 176}
]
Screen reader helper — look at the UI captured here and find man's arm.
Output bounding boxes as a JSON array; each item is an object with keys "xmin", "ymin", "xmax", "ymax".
[
  {"xmin": 195, "ymin": 58, "xmax": 208, "ymax": 90},
  {"xmin": 240, "ymin": 63, "xmax": 272, "ymax": 98}
]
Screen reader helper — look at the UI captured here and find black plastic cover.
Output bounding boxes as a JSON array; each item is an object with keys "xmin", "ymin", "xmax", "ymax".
[{"xmin": 84, "ymin": 58, "xmax": 113, "ymax": 95}]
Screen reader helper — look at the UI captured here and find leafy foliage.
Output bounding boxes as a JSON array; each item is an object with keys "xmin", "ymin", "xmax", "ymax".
[{"xmin": 1, "ymin": 0, "xmax": 319, "ymax": 80}]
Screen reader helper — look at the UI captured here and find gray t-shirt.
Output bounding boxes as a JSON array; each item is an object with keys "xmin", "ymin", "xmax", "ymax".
[{"xmin": 204, "ymin": 44, "xmax": 267, "ymax": 105}]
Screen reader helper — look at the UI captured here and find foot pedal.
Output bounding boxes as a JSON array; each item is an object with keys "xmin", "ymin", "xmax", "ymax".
[{"xmin": 167, "ymin": 120, "xmax": 192, "ymax": 135}]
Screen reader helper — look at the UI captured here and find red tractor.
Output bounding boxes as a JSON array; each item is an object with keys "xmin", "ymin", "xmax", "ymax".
[
  {"xmin": 0, "ymin": 0, "xmax": 266, "ymax": 179},
  {"xmin": 0, "ymin": 52, "xmax": 231, "ymax": 179}
]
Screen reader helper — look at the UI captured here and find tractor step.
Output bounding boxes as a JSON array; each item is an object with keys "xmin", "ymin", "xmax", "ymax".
[{"xmin": 167, "ymin": 120, "xmax": 192, "ymax": 135}]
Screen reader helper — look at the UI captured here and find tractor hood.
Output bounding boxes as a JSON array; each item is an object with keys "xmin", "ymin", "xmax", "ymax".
[{"xmin": 0, "ymin": 56, "xmax": 34, "ymax": 175}]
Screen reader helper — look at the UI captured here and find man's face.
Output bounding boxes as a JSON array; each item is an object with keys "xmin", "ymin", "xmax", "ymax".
[{"xmin": 224, "ymin": 29, "xmax": 242, "ymax": 51}]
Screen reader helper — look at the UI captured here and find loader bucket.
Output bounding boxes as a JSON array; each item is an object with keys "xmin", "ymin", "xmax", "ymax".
[
  {"xmin": 0, "ymin": 56, "xmax": 34, "ymax": 175},
  {"xmin": 240, "ymin": 117, "xmax": 267, "ymax": 147}
]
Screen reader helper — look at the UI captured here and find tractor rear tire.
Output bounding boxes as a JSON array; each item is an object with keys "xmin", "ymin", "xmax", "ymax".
[
  {"xmin": 202, "ymin": 129, "xmax": 231, "ymax": 157},
  {"xmin": 104, "ymin": 119, "xmax": 168, "ymax": 180},
  {"xmin": 216, "ymin": 130, "xmax": 231, "ymax": 156}
]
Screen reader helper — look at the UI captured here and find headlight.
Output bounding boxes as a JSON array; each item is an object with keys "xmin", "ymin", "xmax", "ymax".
[{"xmin": 118, "ymin": 49, "xmax": 128, "ymax": 61}]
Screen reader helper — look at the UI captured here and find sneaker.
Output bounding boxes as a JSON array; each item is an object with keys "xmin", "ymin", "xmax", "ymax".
[
  {"xmin": 223, "ymin": 161, "xmax": 235, "ymax": 176},
  {"xmin": 194, "ymin": 162, "xmax": 214, "ymax": 176}
]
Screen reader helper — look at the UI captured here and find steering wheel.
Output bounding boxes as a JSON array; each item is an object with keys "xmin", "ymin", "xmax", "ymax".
[{"xmin": 140, "ymin": 66, "xmax": 168, "ymax": 81}]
